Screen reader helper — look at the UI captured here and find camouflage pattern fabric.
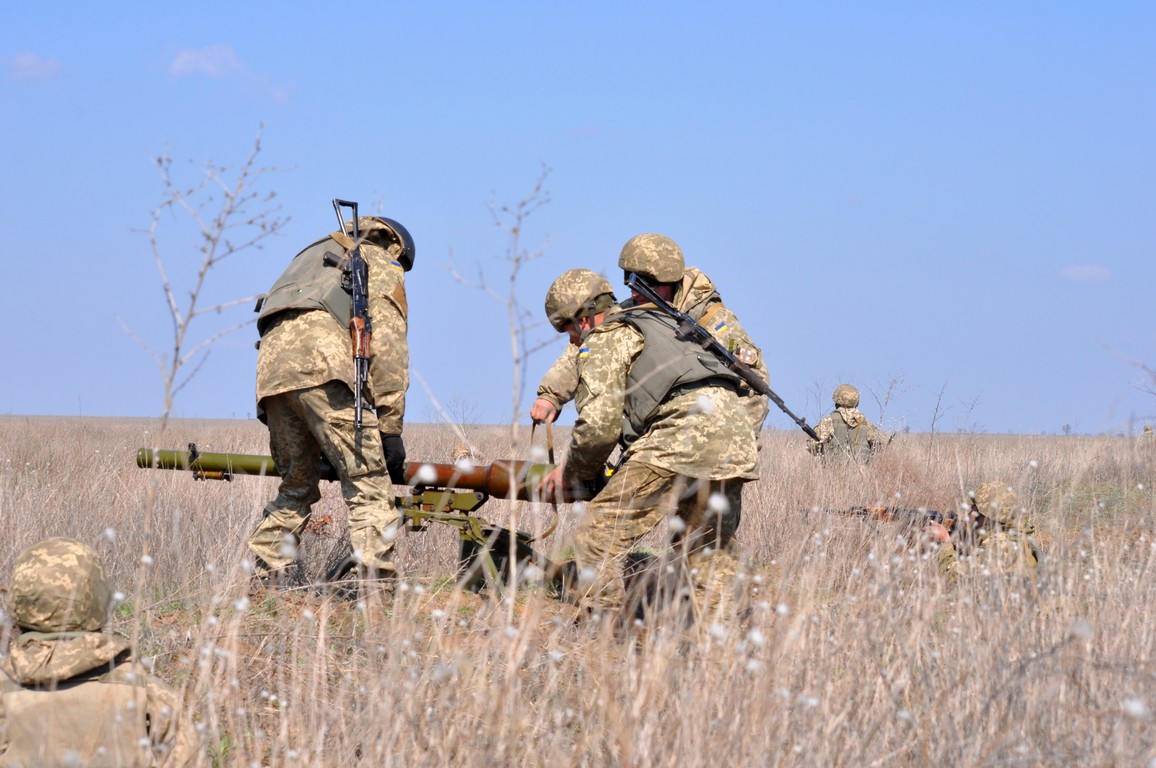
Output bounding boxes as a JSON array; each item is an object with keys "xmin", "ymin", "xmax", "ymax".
[
  {"xmin": 0, "ymin": 633, "xmax": 198, "ymax": 767},
  {"xmin": 810, "ymin": 407, "xmax": 886, "ymax": 457},
  {"xmin": 9, "ymin": 538, "xmax": 111, "ymax": 633},
  {"xmin": 938, "ymin": 483, "xmax": 1039, "ymax": 578},
  {"xmin": 559, "ymin": 307, "xmax": 757, "ymax": 620},
  {"xmin": 256, "ymin": 240, "xmax": 409, "ymax": 433},
  {"xmin": 1, "ymin": 537, "xmax": 198, "ymax": 766},
  {"xmin": 247, "ymin": 380, "xmax": 400, "ymax": 575},
  {"xmin": 833, "ymin": 383, "xmax": 860, "ymax": 408},
  {"xmin": 619, "ymin": 233, "xmax": 685, "ymax": 282},
  {"xmin": 544, "ymin": 268, "xmax": 614, "ymax": 332},
  {"xmin": 566, "ymin": 460, "xmax": 745, "ymax": 618},
  {"xmin": 564, "ymin": 317, "xmax": 758, "ymax": 484},
  {"xmin": 536, "ymin": 267, "xmax": 769, "ymax": 433}
]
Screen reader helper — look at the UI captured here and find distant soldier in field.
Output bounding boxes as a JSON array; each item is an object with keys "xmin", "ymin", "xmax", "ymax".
[
  {"xmin": 248, "ymin": 215, "xmax": 414, "ymax": 588},
  {"xmin": 531, "ymin": 233, "xmax": 770, "ymax": 440},
  {"xmin": 922, "ymin": 482, "xmax": 1040, "ymax": 578},
  {"xmin": 537, "ymin": 262, "xmax": 759, "ymax": 622},
  {"xmin": 0, "ymin": 538, "xmax": 198, "ymax": 766},
  {"xmin": 808, "ymin": 383, "xmax": 887, "ymax": 458}
]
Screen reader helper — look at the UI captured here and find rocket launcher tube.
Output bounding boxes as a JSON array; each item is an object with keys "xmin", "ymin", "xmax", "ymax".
[{"xmin": 135, "ymin": 446, "xmax": 592, "ymax": 503}]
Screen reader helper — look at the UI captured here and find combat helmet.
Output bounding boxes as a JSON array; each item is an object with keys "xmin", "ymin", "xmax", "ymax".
[
  {"xmin": 9, "ymin": 538, "xmax": 112, "ymax": 632},
  {"xmin": 833, "ymin": 383, "xmax": 860, "ymax": 408},
  {"xmin": 969, "ymin": 482, "xmax": 1022, "ymax": 527},
  {"xmin": 349, "ymin": 216, "xmax": 416, "ymax": 271},
  {"xmin": 619, "ymin": 233, "xmax": 685, "ymax": 283},
  {"xmin": 544, "ymin": 269, "xmax": 615, "ymax": 332}
]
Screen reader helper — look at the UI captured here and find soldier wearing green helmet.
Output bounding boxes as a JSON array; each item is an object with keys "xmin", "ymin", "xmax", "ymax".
[
  {"xmin": 808, "ymin": 383, "xmax": 886, "ymax": 458},
  {"xmin": 922, "ymin": 482, "xmax": 1041, "ymax": 577},
  {"xmin": 1, "ymin": 538, "xmax": 198, "ymax": 766},
  {"xmin": 532, "ymin": 233, "xmax": 770, "ymax": 442},
  {"xmin": 537, "ymin": 266, "xmax": 759, "ymax": 621}
]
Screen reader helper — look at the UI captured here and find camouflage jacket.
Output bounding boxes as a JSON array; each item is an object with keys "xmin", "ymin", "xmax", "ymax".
[
  {"xmin": 810, "ymin": 407, "xmax": 886, "ymax": 456},
  {"xmin": 563, "ymin": 308, "xmax": 759, "ymax": 485},
  {"xmin": 0, "ymin": 631, "xmax": 199, "ymax": 767},
  {"xmin": 937, "ymin": 526, "xmax": 1040, "ymax": 578},
  {"xmin": 256, "ymin": 238, "xmax": 409, "ymax": 433},
  {"xmin": 537, "ymin": 267, "xmax": 770, "ymax": 433}
]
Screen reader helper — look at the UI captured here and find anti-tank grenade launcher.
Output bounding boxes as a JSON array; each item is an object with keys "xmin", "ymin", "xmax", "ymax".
[{"xmin": 136, "ymin": 444, "xmax": 595, "ymax": 593}]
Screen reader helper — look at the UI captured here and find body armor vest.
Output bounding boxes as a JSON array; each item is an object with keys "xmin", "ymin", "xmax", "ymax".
[
  {"xmin": 612, "ymin": 309, "xmax": 742, "ymax": 447},
  {"xmin": 256, "ymin": 235, "xmax": 351, "ymax": 337}
]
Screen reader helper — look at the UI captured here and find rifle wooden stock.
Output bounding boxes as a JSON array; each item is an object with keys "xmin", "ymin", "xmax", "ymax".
[{"xmin": 135, "ymin": 447, "xmax": 591, "ymax": 503}]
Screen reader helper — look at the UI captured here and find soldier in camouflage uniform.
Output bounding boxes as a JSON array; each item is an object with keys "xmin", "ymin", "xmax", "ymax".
[
  {"xmin": 808, "ymin": 383, "xmax": 886, "ymax": 458},
  {"xmin": 538, "ymin": 259, "xmax": 759, "ymax": 622},
  {"xmin": 1, "ymin": 538, "xmax": 198, "ymax": 766},
  {"xmin": 923, "ymin": 482, "xmax": 1040, "ymax": 578},
  {"xmin": 531, "ymin": 233, "xmax": 770, "ymax": 439},
  {"xmin": 248, "ymin": 215, "xmax": 414, "ymax": 584}
]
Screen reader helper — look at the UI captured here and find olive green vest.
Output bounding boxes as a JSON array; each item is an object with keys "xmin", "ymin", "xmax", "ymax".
[
  {"xmin": 829, "ymin": 412, "xmax": 871, "ymax": 457},
  {"xmin": 613, "ymin": 309, "xmax": 742, "ymax": 446},
  {"xmin": 256, "ymin": 235, "xmax": 351, "ymax": 337}
]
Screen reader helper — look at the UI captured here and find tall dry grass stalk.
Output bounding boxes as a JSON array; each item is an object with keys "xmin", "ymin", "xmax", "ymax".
[{"xmin": 1, "ymin": 417, "xmax": 1154, "ymax": 766}]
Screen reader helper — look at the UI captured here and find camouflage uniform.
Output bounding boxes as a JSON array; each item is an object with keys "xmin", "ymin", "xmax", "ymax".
[
  {"xmin": 537, "ymin": 266, "xmax": 770, "ymax": 434},
  {"xmin": 0, "ymin": 538, "xmax": 198, "ymax": 767},
  {"xmin": 562, "ymin": 301, "xmax": 758, "ymax": 618},
  {"xmin": 938, "ymin": 483, "xmax": 1039, "ymax": 577},
  {"xmin": 248, "ymin": 217, "xmax": 412, "ymax": 578},
  {"xmin": 809, "ymin": 384, "xmax": 886, "ymax": 458}
]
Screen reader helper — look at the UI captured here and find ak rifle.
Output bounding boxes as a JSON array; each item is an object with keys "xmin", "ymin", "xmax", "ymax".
[{"xmin": 626, "ymin": 272, "xmax": 820, "ymax": 441}]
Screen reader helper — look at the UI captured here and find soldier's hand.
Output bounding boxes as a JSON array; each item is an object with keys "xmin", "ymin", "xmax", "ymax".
[
  {"xmin": 380, "ymin": 433, "xmax": 408, "ymax": 485},
  {"xmin": 922, "ymin": 520, "xmax": 952, "ymax": 544},
  {"xmin": 538, "ymin": 464, "xmax": 570, "ymax": 501},
  {"xmin": 531, "ymin": 398, "xmax": 560, "ymax": 424}
]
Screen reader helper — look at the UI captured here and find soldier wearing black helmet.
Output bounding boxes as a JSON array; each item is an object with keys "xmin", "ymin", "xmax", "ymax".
[
  {"xmin": 1, "ymin": 538, "xmax": 198, "ymax": 766},
  {"xmin": 248, "ymin": 215, "xmax": 415, "ymax": 589}
]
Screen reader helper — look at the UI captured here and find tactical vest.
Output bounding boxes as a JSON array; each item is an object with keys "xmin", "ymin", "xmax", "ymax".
[
  {"xmin": 612, "ymin": 309, "xmax": 742, "ymax": 447},
  {"xmin": 256, "ymin": 234, "xmax": 351, "ymax": 337},
  {"xmin": 830, "ymin": 411, "xmax": 871, "ymax": 457}
]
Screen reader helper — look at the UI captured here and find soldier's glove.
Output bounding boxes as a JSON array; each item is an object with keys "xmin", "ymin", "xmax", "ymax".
[{"xmin": 381, "ymin": 433, "xmax": 408, "ymax": 485}]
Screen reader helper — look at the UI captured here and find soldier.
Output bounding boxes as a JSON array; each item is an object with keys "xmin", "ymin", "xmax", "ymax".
[
  {"xmin": 0, "ymin": 538, "xmax": 198, "ymax": 766},
  {"xmin": 923, "ymin": 482, "xmax": 1040, "ymax": 577},
  {"xmin": 808, "ymin": 383, "xmax": 886, "ymax": 458},
  {"xmin": 537, "ymin": 264, "xmax": 759, "ymax": 621},
  {"xmin": 531, "ymin": 233, "xmax": 769, "ymax": 439},
  {"xmin": 248, "ymin": 215, "xmax": 414, "ymax": 587}
]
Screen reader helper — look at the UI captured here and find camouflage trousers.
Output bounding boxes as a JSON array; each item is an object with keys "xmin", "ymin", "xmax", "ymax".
[
  {"xmin": 569, "ymin": 460, "xmax": 745, "ymax": 621},
  {"xmin": 247, "ymin": 380, "xmax": 400, "ymax": 576}
]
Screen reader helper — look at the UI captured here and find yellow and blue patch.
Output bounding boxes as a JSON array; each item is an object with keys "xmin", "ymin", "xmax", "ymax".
[
  {"xmin": 578, "ymin": 345, "xmax": 590, "ymax": 359},
  {"xmin": 389, "ymin": 260, "xmax": 405, "ymax": 271},
  {"xmin": 713, "ymin": 319, "xmax": 728, "ymax": 333}
]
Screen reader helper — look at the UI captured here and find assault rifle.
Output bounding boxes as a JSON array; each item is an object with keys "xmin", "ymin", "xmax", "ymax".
[
  {"xmin": 332, "ymin": 198, "xmax": 372, "ymax": 429},
  {"xmin": 136, "ymin": 445, "xmax": 594, "ymax": 592},
  {"xmin": 626, "ymin": 272, "xmax": 820, "ymax": 441},
  {"xmin": 830, "ymin": 505, "xmax": 959, "ymax": 530}
]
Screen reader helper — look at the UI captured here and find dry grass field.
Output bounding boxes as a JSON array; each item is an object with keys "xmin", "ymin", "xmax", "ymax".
[{"xmin": 1, "ymin": 415, "xmax": 1154, "ymax": 766}]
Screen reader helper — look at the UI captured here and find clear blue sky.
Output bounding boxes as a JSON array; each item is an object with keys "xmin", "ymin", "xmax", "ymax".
[{"xmin": 2, "ymin": 2, "xmax": 1153, "ymax": 435}]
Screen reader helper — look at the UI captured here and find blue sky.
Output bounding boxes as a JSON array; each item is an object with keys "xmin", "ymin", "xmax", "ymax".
[{"xmin": 2, "ymin": 2, "xmax": 1153, "ymax": 435}]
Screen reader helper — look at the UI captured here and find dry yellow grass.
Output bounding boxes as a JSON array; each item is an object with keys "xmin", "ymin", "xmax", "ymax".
[{"xmin": 1, "ymin": 416, "xmax": 1154, "ymax": 766}]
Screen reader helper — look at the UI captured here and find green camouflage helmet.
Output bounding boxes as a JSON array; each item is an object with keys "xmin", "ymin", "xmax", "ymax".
[
  {"xmin": 544, "ymin": 269, "xmax": 615, "ymax": 332},
  {"xmin": 347, "ymin": 216, "xmax": 416, "ymax": 271},
  {"xmin": 9, "ymin": 538, "xmax": 112, "ymax": 632},
  {"xmin": 970, "ymin": 482, "xmax": 1021, "ymax": 527},
  {"xmin": 833, "ymin": 383, "xmax": 860, "ymax": 408},
  {"xmin": 619, "ymin": 233, "xmax": 685, "ymax": 283}
]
